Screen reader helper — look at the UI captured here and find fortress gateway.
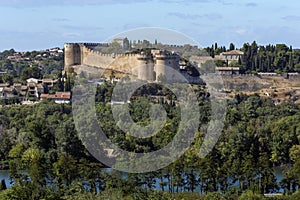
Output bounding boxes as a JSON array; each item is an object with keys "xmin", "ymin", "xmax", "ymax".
[{"xmin": 64, "ymin": 43, "xmax": 200, "ymax": 83}]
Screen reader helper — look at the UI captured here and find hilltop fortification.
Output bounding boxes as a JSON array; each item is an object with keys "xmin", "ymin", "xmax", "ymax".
[{"xmin": 64, "ymin": 43, "xmax": 199, "ymax": 82}]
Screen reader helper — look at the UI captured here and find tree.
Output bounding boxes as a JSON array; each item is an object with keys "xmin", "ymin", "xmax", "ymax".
[
  {"xmin": 53, "ymin": 152, "xmax": 79, "ymax": 189},
  {"xmin": 215, "ymin": 59, "xmax": 226, "ymax": 67},
  {"xmin": 20, "ymin": 65, "xmax": 41, "ymax": 81},
  {"xmin": 0, "ymin": 179, "xmax": 7, "ymax": 191},
  {"xmin": 1, "ymin": 74, "xmax": 14, "ymax": 85},
  {"xmin": 290, "ymin": 145, "xmax": 300, "ymax": 182},
  {"xmin": 229, "ymin": 60, "xmax": 239, "ymax": 67},
  {"xmin": 229, "ymin": 43, "xmax": 235, "ymax": 51},
  {"xmin": 22, "ymin": 148, "xmax": 46, "ymax": 189}
]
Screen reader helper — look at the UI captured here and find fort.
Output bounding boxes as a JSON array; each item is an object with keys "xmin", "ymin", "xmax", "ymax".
[
  {"xmin": 64, "ymin": 42, "xmax": 200, "ymax": 83},
  {"xmin": 64, "ymin": 42, "xmax": 300, "ymax": 104}
]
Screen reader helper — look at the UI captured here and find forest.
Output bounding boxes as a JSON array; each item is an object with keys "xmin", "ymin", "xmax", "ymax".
[{"xmin": 0, "ymin": 81, "xmax": 299, "ymax": 199}]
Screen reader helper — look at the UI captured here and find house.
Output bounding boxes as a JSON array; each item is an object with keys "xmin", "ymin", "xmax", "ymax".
[
  {"xmin": 26, "ymin": 78, "xmax": 39, "ymax": 84},
  {"xmin": 54, "ymin": 92, "xmax": 71, "ymax": 104},
  {"xmin": 40, "ymin": 93, "xmax": 49, "ymax": 100},
  {"xmin": 27, "ymin": 82, "xmax": 37, "ymax": 98},
  {"xmin": 0, "ymin": 83, "xmax": 9, "ymax": 89},
  {"xmin": 0, "ymin": 87, "xmax": 16, "ymax": 100},
  {"xmin": 36, "ymin": 84, "xmax": 44, "ymax": 95},
  {"xmin": 13, "ymin": 83, "xmax": 22, "ymax": 92},
  {"xmin": 42, "ymin": 92, "xmax": 71, "ymax": 104},
  {"xmin": 42, "ymin": 79, "xmax": 58, "ymax": 90},
  {"xmin": 49, "ymin": 47, "xmax": 60, "ymax": 52},
  {"xmin": 221, "ymin": 50, "xmax": 244, "ymax": 63},
  {"xmin": 27, "ymin": 82, "xmax": 44, "ymax": 98},
  {"xmin": 20, "ymin": 86, "xmax": 28, "ymax": 96},
  {"xmin": 26, "ymin": 78, "xmax": 58, "ymax": 90},
  {"xmin": 26, "ymin": 78, "xmax": 60, "ymax": 98},
  {"xmin": 3, "ymin": 87, "xmax": 16, "ymax": 99}
]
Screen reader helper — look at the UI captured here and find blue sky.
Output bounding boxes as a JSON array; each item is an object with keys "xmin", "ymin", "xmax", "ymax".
[{"xmin": 1, "ymin": 0, "xmax": 300, "ymax": 51}]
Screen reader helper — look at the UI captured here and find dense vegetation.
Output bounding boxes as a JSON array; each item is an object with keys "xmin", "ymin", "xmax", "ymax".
[
  {"xmin": 205, "ymin": 42, "xmax": 300, "ymax": 73},
  {"xmin": 0, "ymin": 81, "xmax": 299, "ymax": 199}
]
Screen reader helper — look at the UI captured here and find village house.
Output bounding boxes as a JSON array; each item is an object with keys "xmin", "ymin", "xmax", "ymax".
[
  {"xmin": 220, "ymin": 50, "xmax": 244, "ymax": 63},
  {"xmin": 53, "ymin": 92, "xmax": 71, "ymax": 104},
  {"xmin": 42, "ymin": 79, "xmax": 58, "ymax": 91},
  {"xmin": 0, "ymin": 77, "xmax": 65, "ymax": 104},
  {"xmin": 27, "ymin": 82, "xmax": 37, "ymax": 98},
  {"xmin": 40, "ymin": 92, "xmax": 71, "ymax": 104},
  {"xmin": 3, "ymin": 87, "xmax": 16, "ymax": 99},
  {"xmin": 13, "ymin": 83, "xmax": 22, "ymax": 91}
]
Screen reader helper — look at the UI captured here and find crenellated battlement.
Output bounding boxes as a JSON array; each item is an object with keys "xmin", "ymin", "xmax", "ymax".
[
  {"xmin": 155, "ymin": 54, "xmax": 179, "ymax": 60},
  {"xmin": 83, "ymin": 42, "xmax": 109, "ymax": 47},
  {"xmin": 64, "ymin": 42, "xmax": 186, "ymax": 82}
]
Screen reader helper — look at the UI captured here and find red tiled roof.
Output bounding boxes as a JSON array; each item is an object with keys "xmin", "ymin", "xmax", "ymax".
[
  {"xmin": 55, "ymin": 92, "xmax": 71, "ymax": 99},
  {"xmin": 40, "ymin": 94, "xmax": 49, "ymax": 98}
]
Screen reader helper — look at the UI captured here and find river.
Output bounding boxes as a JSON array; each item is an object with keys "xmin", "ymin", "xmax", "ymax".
[
  {"xmin": 0, "ymin": 168, "xmax": 285, "ymax": 191},
  {"xmin": 0, "ymin": 170, "xmax": 11, "ymax": 188}
]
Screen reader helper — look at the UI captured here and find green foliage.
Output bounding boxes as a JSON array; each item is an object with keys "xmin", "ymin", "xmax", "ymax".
[
  {"xmin": 289, "ymin": 191, "xmax": 300, "ymax": 200},
  {"xmin": 238, "ymin": 190, "xmax": 263, "ymax": 200},
  {"xmin": 206, "ymin": 41, "xmax": 300, "ymax": 73},
  {"xmin": 200, "ymin": 60, "xmax": 215, "ymax": 73},
  {"xmin": 215, "ymin": 59, "xmax": 227, "ymax": 67},
  {"xmin": 20, "ymin": 65, "xmax": 42, "ymax": 81},
  {"xmin": 8, "ymin": 143, "xmax": 25, "ymax": 159},
  {"xmin": 0, "ymin": 82, "xmax": 299, "ymax": 199},
  {"xmin": 203, "ymin": 192, "xmax": 226, "ymax": 200},
  {"xmin": 0, "ymin": 183, "xmax": 59, "ymax": 200},
  {"xmin": 241, "ymin": 42, "xmax": 299, "ymax": 73},
  {"xmin": 1, "ymin": 74, "xmax": 14, "ymax": 85}
]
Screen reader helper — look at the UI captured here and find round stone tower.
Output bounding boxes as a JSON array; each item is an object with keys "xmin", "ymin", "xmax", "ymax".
[
  {"xmin": 155, "ymin": 54, "xmax": 169, "ymax": 81},
  {"xmin": 155, "ymin": 52, "xmax": 180, "ymax": 82},
  {"xmin": 64, "ymin": 43, "xmax": 82, "ymax": 70},
  {"xmin": 137, "ymin": 54, "xmax": 154, "ymax": 81}
]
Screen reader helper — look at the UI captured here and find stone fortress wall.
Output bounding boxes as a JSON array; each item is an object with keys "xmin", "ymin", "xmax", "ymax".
[{"xmin": 64, "ymin": 43, "xmax": 195, "ymax": 82}]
